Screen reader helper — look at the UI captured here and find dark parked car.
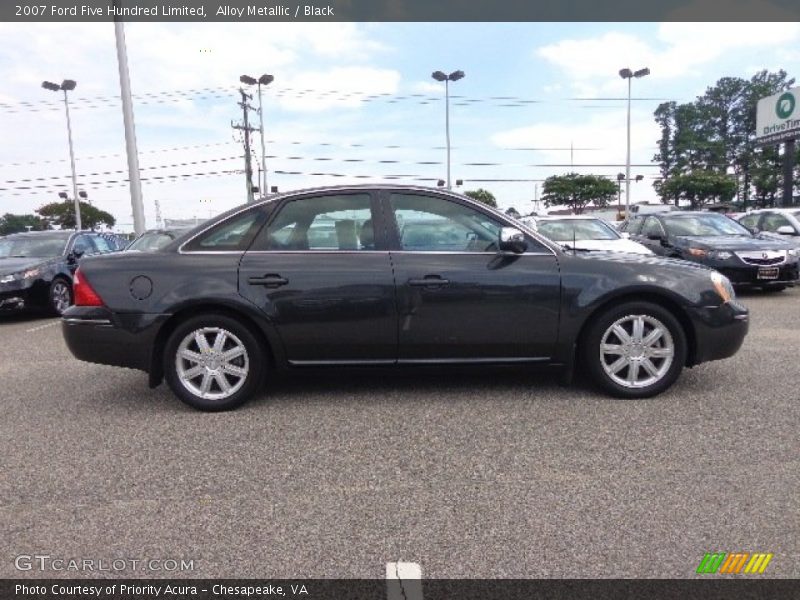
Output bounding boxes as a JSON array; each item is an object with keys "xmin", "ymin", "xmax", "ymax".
[
  {"xmin": 619, "ymin": 211, "xmax": 799, "ymax": 290},
  {"xmin": 62, "ymin": 186, "xmax": 749, "ymax": 411},
  {"xmin": 0, "ymin": 230, "xmax": 122, "ymax": 314},
  {"xmin": 126, "ymin": 227, "xmax": 194, "ymax": 252},
  {"xmin": 737, "ymin": 209, "xmax": 800, "ymax": 248}
]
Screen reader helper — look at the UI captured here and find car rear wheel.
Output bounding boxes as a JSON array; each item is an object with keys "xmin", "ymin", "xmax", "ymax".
[
  {"xmin": 582, "ymin": 301, "xmax": 687, "ymax": 399},
  {"xmin": 164, "ymin": 314, "xmax": 266, "ymax": 411},
  {"xmin": 49, "ymin": 278, "xmax": 73, "ymax": 315}
]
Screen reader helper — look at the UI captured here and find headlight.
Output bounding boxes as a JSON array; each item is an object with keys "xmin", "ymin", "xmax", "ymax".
[
  {"xmin": 688, "ymin": 247, "xmax": 708, "ymax": 257},
  {"xmin": 710, "ymin": 250, "xmax": 733, "ymax": 260},
  {"xmin": 710, "ymin": 271, "xmax": 734, "ymax": 304},
  {"xmin": 0, "ymin": 274, "xmax": 13, "ymax": 284},
  {"xmin": 21, "ymin": 268, "xmax": 41, "ymax": 279},
  {"xmin": 788, "ymin": 248, "xmax": 799, "ymax": 259}
]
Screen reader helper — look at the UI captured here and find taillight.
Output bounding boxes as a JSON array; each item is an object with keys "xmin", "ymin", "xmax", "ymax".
[{"xmin": 73, "ymin": 267, "xmax": 104, "ymax": 307}]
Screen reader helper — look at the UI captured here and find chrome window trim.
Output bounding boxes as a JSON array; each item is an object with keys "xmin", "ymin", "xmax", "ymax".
[{"xmin": 177, "ymin": 184, "xmax": 561, "ymax": 257}]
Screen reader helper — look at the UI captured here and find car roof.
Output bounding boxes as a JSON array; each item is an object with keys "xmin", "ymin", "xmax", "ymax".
[
  {"xmin": 535, "ymin": 215, "xmax": 604, "ymax": 221},
  {"xmin": 2, "ymin": 230, "xmax": 74, "ymax": 240},
  {"xmin": 744, "ymin": 208, "xmax": 799, "ymax": 213}
]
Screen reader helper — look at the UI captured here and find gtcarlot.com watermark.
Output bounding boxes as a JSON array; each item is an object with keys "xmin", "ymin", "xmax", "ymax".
[{"xmin": 14, "ymin": 554, "xmax": 195, "ymax": 573}]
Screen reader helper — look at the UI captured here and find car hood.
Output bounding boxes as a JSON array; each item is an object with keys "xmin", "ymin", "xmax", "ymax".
[
  {"xmin": 562, "ymin": 238, "xmax": 652, "ymax": 255},
  {"xmin": 0, "ymin": 257, "xmax": 52, "ymax": 274},
  {"xmin": 576, "ymin": 250, "xmax": 711, "ymax": 272},
  {"xmin": 675, "ymin": 235, "xmax": 793, "ymax": 250}
]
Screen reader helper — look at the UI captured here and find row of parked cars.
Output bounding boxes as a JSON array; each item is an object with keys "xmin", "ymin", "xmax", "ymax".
[
  {"xmin": 0, "ymin": 227, "xmax": 191, "ymax": 315},
  {"xmin": 518, "ymin": 209, "xmax": 800, "ymax": 291}
]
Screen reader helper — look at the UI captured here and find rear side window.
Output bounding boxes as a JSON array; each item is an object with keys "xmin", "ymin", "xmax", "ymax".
[
  {"xmin": 625, "ymin": 216, "xmax": 645, "ymax": 235},
  {"xmin": 738, "ymin": 214, "xmax": 760, "ymax": 230},
  {"xmin": 182, "ymin": 209, "xmax": 267, "ymax": 252}
]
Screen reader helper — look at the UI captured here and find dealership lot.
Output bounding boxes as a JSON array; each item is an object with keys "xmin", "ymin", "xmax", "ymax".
[{"xmin": 1, "ymin": 289, "xmax": 798, "ymax": 579}]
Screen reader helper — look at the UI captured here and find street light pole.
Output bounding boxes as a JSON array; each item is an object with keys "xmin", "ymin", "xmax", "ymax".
[
  {"xmin": 619, "ymin": 67, "xmax": 650, "ymax": 221},
  {"xmin": 240, "ymin": 74, "xmax": 274, "ymax": 198},
  {"xmin": 43, "ymin": 79, "xmax": 82, "ymax": 230},
  {"xmin": 432, "ymin": 70, "xmax": 464, "ymax": 190},
  {"xmin": 62, "ymin": 87, "xmax": 81, "ymax": 231}
]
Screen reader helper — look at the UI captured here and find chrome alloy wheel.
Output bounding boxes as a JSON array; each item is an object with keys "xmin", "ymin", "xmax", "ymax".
[
  {"xmin": 599, "ymin": 314, "xmax": 675, "ymax": 389},
  {"xmin": 51, "ymin": 281, "xmax": 72, "ymax": 314},
  {"xmin": 175, "ymin": 327, "xmax": 250, "ymax": 401}
]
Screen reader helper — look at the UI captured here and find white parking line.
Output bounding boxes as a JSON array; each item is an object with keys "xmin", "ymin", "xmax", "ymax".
[
  {"xmin": 386, "ymin": 561, "xmax": 423, "ymax": 600},
  {"xmin": 25, "ymin": 320, "xmax": 60, "ymax": 333}
]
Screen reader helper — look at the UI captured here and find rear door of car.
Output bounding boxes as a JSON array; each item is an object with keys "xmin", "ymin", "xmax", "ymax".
[{"xmin": 238, "ymin": 191, "xmax": 398, "ymax": 364}]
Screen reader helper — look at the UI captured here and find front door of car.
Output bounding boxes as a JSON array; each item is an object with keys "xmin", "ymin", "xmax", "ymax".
[
  {"xmin": 384, "ymin": 191, "xmax": 560, "ymax": 361},
  {"xmin": 238, "ymin": 192, "xmax": 398, "ymax": 364}
]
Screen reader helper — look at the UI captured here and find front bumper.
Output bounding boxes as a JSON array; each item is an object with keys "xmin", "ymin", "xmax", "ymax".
[
  {"xmin": 61, "ymin": 306, "xmax": 167, "ymax": 373},
  {"xmin": 687, "ymin": 301, "xmax": 749, "ymax": 365},
  {"xmin": 715, "ymin": 261, "xmax": 799, "ymax": 288}
]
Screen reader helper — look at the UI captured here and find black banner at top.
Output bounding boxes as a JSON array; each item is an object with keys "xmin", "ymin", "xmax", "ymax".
[{"xmin": 3, "ymin": 0, "xmax": 800, "ymax": 22}]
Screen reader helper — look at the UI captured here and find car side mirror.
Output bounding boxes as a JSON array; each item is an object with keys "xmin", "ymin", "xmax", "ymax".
[
  {"xmin": 498, "ymin": 227, "xmax": 527, "ymax": 254},
  {"xmin": 647, "ymin": 233, "xmax": 664, "ymax": 242},
  {"xmin": 776, "ymin": 225, "xmax": 797, "ymax": 236},
  {"xmin": 620, "ymin": 232, "xmax": 630, "ymax": 239},
  {"xmin": 68, "ymin": 249, "xmax": 85, "ymax": 263}
]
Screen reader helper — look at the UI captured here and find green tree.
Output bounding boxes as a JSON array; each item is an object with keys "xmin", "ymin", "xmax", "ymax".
[
  {"xmin": 464, "ymin": 188, "xmax": 497, "ymax": 208},
  {"xmin": 505, "ymin": 207, "xmax": 521, "ymax": 219},
  {"xmin": 661, "ymin": 171, "xmax": 737, "ymax": 210},
  {"xmin": 0, "ymin": 213, "xmax": 49, "ymax": 235},
  {"xmin": 36, "ymin": 201, "xmax": 115, "ymax": 230},
  {"xmin": 541, "ymin": 173, "xmax": 617, "ymax": 214}
]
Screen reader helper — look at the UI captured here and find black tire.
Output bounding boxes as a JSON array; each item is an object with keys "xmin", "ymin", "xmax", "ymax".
[
  {"xmin": 49, "ymin": 277, "xmax": 73, "ymax": 315},
  {"xmin": 163, "ymin": 313, "xmax": 266, "ymax": 411},
  {"xmin": 581, "ymin": 301, "xmax": 687, "ymax": 399}
]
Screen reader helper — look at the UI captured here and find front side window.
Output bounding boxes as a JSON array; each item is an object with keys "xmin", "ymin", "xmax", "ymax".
[
  {"xmin": 252, "ymin": 194, "xmax": 375, "ymax": 251},
  {"xmin": 91, "ymin": 235, "xmax": 112, "ymax": 253},
  {"xmin": 738, "ymin": 214, "xmax": 760, "ymax": 230},
  {"xmin": 390, "ymin": 193, "xmax": 506, "ymax": 252},
  {"xmin": 183, "ymin": 209, "xmax": 266, "ymax": 252},
  {"xmin": 641, "ymin": 217, "xmax": 665, "ymax": 238},
  {"xmin": 624, "ymin": 216, "xmax": 645, "ymax": 235},
  {"xmin": 72, "ymin": 235, "xmax": 96, "ymax": 255}
]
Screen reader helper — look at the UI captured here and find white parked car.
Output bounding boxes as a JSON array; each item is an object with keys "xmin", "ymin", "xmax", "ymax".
[
  {"xmin": 737, "ymin": 209, "xmax": 800, "ymax": 247},
  {"xmin": 520, "ymin": 215, "xmax": 653, "ymax": 255}
]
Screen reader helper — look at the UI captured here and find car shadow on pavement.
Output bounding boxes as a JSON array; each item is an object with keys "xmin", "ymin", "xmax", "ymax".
[{"xmin": 0, "ymin": 308, "xmax": 54, "ymax": 323}]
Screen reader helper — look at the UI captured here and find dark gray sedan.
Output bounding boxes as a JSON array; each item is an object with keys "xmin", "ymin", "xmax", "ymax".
[{"xmin": 62, "ymin": 185, "xmax": 749, "ymax": 411}]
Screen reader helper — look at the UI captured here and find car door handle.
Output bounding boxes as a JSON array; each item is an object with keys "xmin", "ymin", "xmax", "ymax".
[
  {"xmin": 248, "ymin": 274, "xmax": 289, "ymax": 288},
  {"xmin": 408, "ymin": 276, "xmax": 450, "ymax": 288}
]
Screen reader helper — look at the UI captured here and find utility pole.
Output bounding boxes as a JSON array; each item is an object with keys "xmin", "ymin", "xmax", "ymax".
[
  {"xmin": 154, "ymin": 198, "xmax": 162, "ymax": 228},
  {"xmin": 232, "ymin": 88, "xmax": 257, "ymax": 203}
]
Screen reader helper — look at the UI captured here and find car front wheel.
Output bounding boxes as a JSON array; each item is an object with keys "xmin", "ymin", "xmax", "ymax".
[
  {"xmin": 164, "ymin": 314, "xmax": 266, "ymax": 411},
  {"xmin": 49, "ymin": 278, "xmax": 73, "ymax": 315},
  {"xmin": 582, "ymin": 301, "xmax": 687, "ymax": 399}
]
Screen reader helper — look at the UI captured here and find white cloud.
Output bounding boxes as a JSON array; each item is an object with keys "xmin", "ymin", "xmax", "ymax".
[
  {"xmin": 536, "ymin": 22, "xmax": 800, "ymax": 91},
  {"xmin": 275, "ymin": 67, "xmax": 401, "ymax": 112}
]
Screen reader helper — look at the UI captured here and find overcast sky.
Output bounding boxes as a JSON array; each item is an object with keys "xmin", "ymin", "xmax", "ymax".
[{"xmin": 1, "ymin": 21, "xmax": 799, "ymax": 230}]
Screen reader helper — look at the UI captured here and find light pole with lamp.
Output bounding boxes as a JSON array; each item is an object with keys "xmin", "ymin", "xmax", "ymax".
[
  {"xmin": 42, "ymin": 79, "xmax": 82, "ymax": 230},
  {"xmin": 431, "ymin": 70, "xmax": 465, "ymax": 190},
  {"xmin": 618, "ymin": 67, "xmax": 649, "ymax": 221},
  {"xmin": 240, "ymin": 73, "xmax": 274, "ymax": 197}
]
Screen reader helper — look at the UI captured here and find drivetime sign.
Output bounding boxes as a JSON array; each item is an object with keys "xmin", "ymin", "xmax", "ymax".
[{"xmin": 756, "ymin": 86, "xmax": 800, "ymax": 145}]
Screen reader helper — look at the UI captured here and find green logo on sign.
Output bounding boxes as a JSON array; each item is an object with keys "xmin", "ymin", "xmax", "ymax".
[{"xmin": 776, "ymin": 92, "xmax": 795, "ymax": 119}]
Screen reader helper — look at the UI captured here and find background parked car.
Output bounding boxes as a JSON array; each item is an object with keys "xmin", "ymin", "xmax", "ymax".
[
  {"xmin": 126, "ymin": 227, "xmax": 194, "ymax": 252},
  {"xmin": 737, "ymin": 209, "xmax": 800, "ymax": 248},
  {"xmin": 620, "ymin": 211, "xmax": 800, "ymax": 290},
  {"xmin": 521, "ymin": 215, "xmax": 652, "ymax": 255},
  {"xmin": 0, "ymin": 230, "xmax": 121, "ymax": 314}
]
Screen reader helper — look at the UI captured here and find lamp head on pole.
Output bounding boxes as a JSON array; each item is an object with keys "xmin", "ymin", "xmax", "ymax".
[
  {"xmin": 42, "ymin": 81, "xmax": 60, "ymax": 92},
  {"xmin": 634, "ymin": 68, "xmax": 650, "ymax": 78},
  {"xmin": 448, "ymin": 70, "xmax": 465, "ymax": 82},
  {"xmin": 60, "ymin": 79, "xmax": 77, "ymax": 91},
  {"xmin": 618, "ymin": 68, "xmax": 633, "ymax": 79},
  {"xmin": 239, "ymin": 74, "xmax": 257, "ymax": 85},
  {"xmin": 431, "ymin": 71, "xmax": 447, "ymax": 82},
  {"xmin": 258, "ymin": 74, "xmax": 274, "ymax": 86}
]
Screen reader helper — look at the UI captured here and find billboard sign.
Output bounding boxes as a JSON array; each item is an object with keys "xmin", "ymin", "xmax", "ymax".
[{"xmin": 755, "ymin": 87, "xmax": 800, "ymax": 145}]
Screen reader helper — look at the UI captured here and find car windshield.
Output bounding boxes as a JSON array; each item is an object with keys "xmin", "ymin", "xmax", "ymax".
[
  {"xmin": 662, "ymin": 214, "xmax": 751, "ymax": 237},
  {"xmin": 0, "ymin": 236, "xmax": 68, "ymax": 258},
  {"xmin": 537, "ymin": 219, "xmax": 619, "ymax": 241},
  {"xmin": 128, "ymin": 232, "xmax": 178, "ymax": 251}
]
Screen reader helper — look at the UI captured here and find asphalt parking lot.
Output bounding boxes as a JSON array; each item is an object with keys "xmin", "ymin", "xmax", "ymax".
[{"xmin": 1, "ymin": 289, "xmax": 798, "ymax": 580}]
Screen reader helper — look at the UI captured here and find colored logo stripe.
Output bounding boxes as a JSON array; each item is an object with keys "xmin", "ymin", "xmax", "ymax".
[
  {"xmin": 744, "ymin": 553, "xmax": 773, "ymax": 574},
  {"xmin": 719, "ymin": 553, "xmax": 749, "ymax": 574},
  {"xmin": 697, "ymin": 553, "xmax": 726, "ymax": 574}
]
